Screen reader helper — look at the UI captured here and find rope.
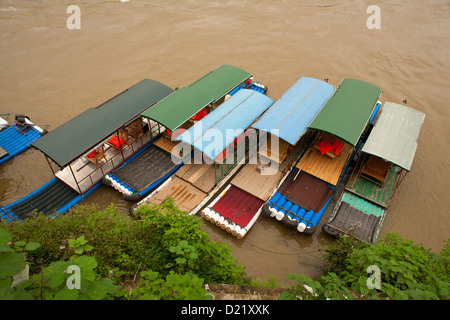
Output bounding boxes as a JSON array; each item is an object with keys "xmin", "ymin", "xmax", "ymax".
[{"xmin": 345, "ymin": 220, "xmax": 361, "ymax": 236}]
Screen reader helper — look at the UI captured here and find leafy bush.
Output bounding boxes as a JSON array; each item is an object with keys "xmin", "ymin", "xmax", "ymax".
[
  {"xmin": 0, "ymin": 228, "xmax": 118, "ymax": 300},
  {"xmin": 282, "ymin": 233, "xmax": 450, "ymax": 300},
  {"xmin": 125, "ymin": 270, "xmax": 212, "ymax": 300},
  {"xmin": 133, "ymin": 197, "xmax": 249, "ymax": 284},
  {"xmin": 1, "ymin": 198, "xmax": 249, "ymax": 299}
]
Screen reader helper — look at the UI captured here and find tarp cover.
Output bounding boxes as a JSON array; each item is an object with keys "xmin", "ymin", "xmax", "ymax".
[
  {"xmin": 31, "ymin": 79, "xmax": 174, "ymax": 168},
  {"xmin": 211, "ymin": 185, "xmax": 264, "ymax": 228},
  {"xmin": 176, "ymin": 89, "xmax": 274, "ymax": 160},
  {"xmin": 251, "ymin": 77, "xmax": 335, "ymax": 145},
  {"xmin": 361, "ymin": 102, "xmax": 425, "ymax": 171},
  {"xmin": 308, "ymin": 78, "xmax": 382, "ymax": 147},
  {"xmin": 140, "ymin": 65, "xmax": 252, "ymax": 132}
]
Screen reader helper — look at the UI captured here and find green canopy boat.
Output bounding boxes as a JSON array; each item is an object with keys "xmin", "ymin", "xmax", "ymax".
[{"xmin": 323, "ymin": 101, "xmax": 425, "ymax": 243}]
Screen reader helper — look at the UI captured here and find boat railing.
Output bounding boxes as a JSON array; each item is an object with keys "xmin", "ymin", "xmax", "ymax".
[{"xmin": 73, "ymin": 129, "xmax": 156, "ymax": 194}]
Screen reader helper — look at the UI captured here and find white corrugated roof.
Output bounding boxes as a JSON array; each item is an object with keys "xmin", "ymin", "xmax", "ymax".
[{"xmin": 362, "ymin": 102, "xmax": 425, "ymax": 171}]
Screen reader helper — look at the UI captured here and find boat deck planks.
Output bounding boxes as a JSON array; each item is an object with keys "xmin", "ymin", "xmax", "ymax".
[
  {"xmin": 328, "ymin": 201, "xmax": 381, "ymax": 244},
  {"xmin": 230, "ymin": 164, "xmax": 283, "ymax": 200},
  {"xmin": 144, "ymin": 177, "xmax": 206, "ymax": 213},
  {"xmin": 258, "ymin": 137, "xmax": 290, "ymax": 165},
  {"xmin": 296, "ymin": 142, "xmax": 353, "ymax": 186},
  {"xmin": 175, "ymin": 163, "xmax": 216, "ymax": 194},
  {"xmin": 153, "ymin": 136, "xmax": 180, "ymax": 156},
  {"xmin": 346, "ymin": 159, "xmax": 401, "ymax": 208}
]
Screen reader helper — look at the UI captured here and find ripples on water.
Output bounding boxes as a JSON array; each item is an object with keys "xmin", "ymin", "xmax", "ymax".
[{"xmin": 1, "ymin": 0, "xmax": 449, "ymax": 284}]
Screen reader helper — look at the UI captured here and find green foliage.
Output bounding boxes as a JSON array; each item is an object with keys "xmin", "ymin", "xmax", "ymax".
[
  {"xmin": 1, "ymin": 204, "xmax": 134, "ymax": 277},
  {"xmin": 68, "ymin": 235, "xmax": 94, "ymax": 257},
  {"xmin": 126, "ymin": 270, "xmax": 212, "ymax": 300},
  {"xmin": 282, "ymin": 233, "xmax": 450, "ymax": 300},
  {"xmin": 0, "ymin": 228, "xmax": 118, "ymax": 300},
  {"xmin": 133, "ymin": 197, "xmax": 249, "ymax": 284},
  {"xmin": 1, "ymin": 198, "xmax": 249, "ymax": 299}
]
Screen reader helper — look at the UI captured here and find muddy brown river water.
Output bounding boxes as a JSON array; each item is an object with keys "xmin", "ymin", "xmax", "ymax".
[{"xmin": 1, "ymin": 0, "xmax": 449, "ymax": 286}]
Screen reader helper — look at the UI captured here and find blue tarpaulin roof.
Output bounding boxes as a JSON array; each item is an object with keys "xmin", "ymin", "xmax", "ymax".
[
  {"xmin": 176, "ymin": 89, "xmax": 274, "ymax": 160},
  {"xmin": 251, "ymin": 77, "xmax": 335, "ymax": 145}
]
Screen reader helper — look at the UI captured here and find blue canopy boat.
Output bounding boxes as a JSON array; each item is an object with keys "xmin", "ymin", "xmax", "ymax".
[
  {"xmin": 132, "ymin": 88, "xmax": 274, "ymax": 217},
  {"xmin": 0, "ymin": 114, "xmax": 47, "ymax": 165},
  {"xmin": 261, "ymin": 78, "xmax": 383, "ymax": 236},
  {"xmin": 200, "ymin": 76, "xmax": 336, "ymax": 238}
]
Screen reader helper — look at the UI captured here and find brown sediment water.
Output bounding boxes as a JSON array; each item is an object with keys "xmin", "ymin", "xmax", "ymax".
[{"xmin": 1, "ymin": 0, "xmax": 448, "ymax": 286}]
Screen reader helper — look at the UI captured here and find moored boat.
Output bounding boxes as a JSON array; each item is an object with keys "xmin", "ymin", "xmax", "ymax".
[
  {"xmin": 131, "ymin": 87, "xmax": 273, "ymax": 218},
  {"xmin": 0, "ymin": 79, "xmax": 174, "ymax": 222},
  {"xmin": 201, "ymin": 76, "xmax": 336, "ymax": 239},
  {"xmin": 0, "ymin": 114, "xmax": 47, "ymax": 165},
  {"xmin": 261, "ymin": 78, "xmax": 383, "ymax": 235},
  {"xmin": 322, "ymin": 101, "xmax": 425, "ymax": 243},
  {"xmin": 102, "ymin": 64, "xmax": 266, "ymax": 201}
]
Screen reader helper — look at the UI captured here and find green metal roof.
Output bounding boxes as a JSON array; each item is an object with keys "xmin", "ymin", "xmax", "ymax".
[
  {"xmin": 31, "ymin": 79, "xmax": 174, "ymax": 168},
  {"xmin": 342, "ymin": 192, "xmax": 384, "ymax": 217},
  {"xmin": 308, "ymin": 78, "xmax": 382, "ymax": 146},
  {"xmin": 362, "ymin": 102, "xmax": 425, "ymax": 171},
  {"xmin": 140, "ymin": 65, "xmax": 252, "ymax": 131}
]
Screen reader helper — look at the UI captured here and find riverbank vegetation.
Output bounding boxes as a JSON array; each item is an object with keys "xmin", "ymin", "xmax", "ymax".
[{"xmin": 1, "ymin": 199, "xmax": 448, "ymax": 300}]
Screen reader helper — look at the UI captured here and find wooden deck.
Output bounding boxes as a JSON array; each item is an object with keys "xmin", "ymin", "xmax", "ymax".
[
  {"xmin": 175, "ymin": 162, "xmax": 217, "ymax": 194},
  {"xmin": 154, "ymin": 136, "xmax": 183, "ymax": 158},
  {"xmin": 346, "ymin": 156, "xmax": 401, "ymax": 208},
  {"xmin": 144, "ymin": 177, "xmax": 206, "ymax": 213},
  {"xmin": 258, "ymin": 136, "xmax": 290, "ymax": 165},
  {"xmin": 231, "ymin": 163, "xmax": 283, "ymax": 200},
  {"xmin": 295, "ymin": 142, "xmax": 353, "ymax": 186}
]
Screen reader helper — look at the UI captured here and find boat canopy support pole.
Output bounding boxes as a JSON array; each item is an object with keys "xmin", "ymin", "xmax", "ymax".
[
  {"xmin": 69, "ymin": 164, "xmax": 83, "ymax": 195},
  {"xmin": 388, "ymin": 168, "xmax": 408, "ymax": 207},
  {"xmin": 45, "ymin": 155, "xmax": 57, "ymax": 177}
]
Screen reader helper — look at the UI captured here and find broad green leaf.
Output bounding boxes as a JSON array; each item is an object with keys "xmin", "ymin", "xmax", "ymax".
[
  {"xmin": 72, "ymin": 255, "xmax": 98, "ymax": 271},
  {"xmin": 68, "ymin": 239, "xmax": 76, "ymax": 248},
  {"xmin": 83, "ymin": 245, "xmax": 94, "ymax": 252},
  {"xmin": 0, "ymin": 252, "xmax": 26, "ymax": 278},
  {"xmin": 0, "ymin": 229, "xmax": 13, "ymax": 252},
  {"xmin": 54, "ymin": 288, "xmax": 79, "ymax": 300},
  {"xmin": 77, "ymin": 236, "xmax": 87, "ymax": 245},
  {"xmin": 15, "ymin": 241, "xmax": 26, "ymax": 247},
  {"xmin": 43, "ymin": 261, "xmax": 71, "ymax": 289},
  {"xmin": 80, "ymin": 269, "xmax": 97, "ymax": 283},
  {"xmin": 25, "ymin": 242, "xmax": 40, "ymax": 251},
  {"xmin": 86, "ymin": 279, "xmax": 118, "ymax": 300}
]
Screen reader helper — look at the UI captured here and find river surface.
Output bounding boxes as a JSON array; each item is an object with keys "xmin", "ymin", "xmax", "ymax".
[{"xmin": 1, "ymin": 0, "xmax": 449, "ymax": 285}]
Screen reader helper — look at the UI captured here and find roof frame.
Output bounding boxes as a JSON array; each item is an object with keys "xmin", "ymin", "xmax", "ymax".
[
  {"xmin": 308, "ymin": 78, "xmax": 383, "ymax": 147},
  {"xmin": 139, "ymin": 65, "xmax": 252, "ymax": 132},
  {"xmin": 361, "ymin": 101, "xmax": 425, "ymax": 171},
  {"xmin": 31, "ymin": 79, "xmax": 174, "ymax": 168}
]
